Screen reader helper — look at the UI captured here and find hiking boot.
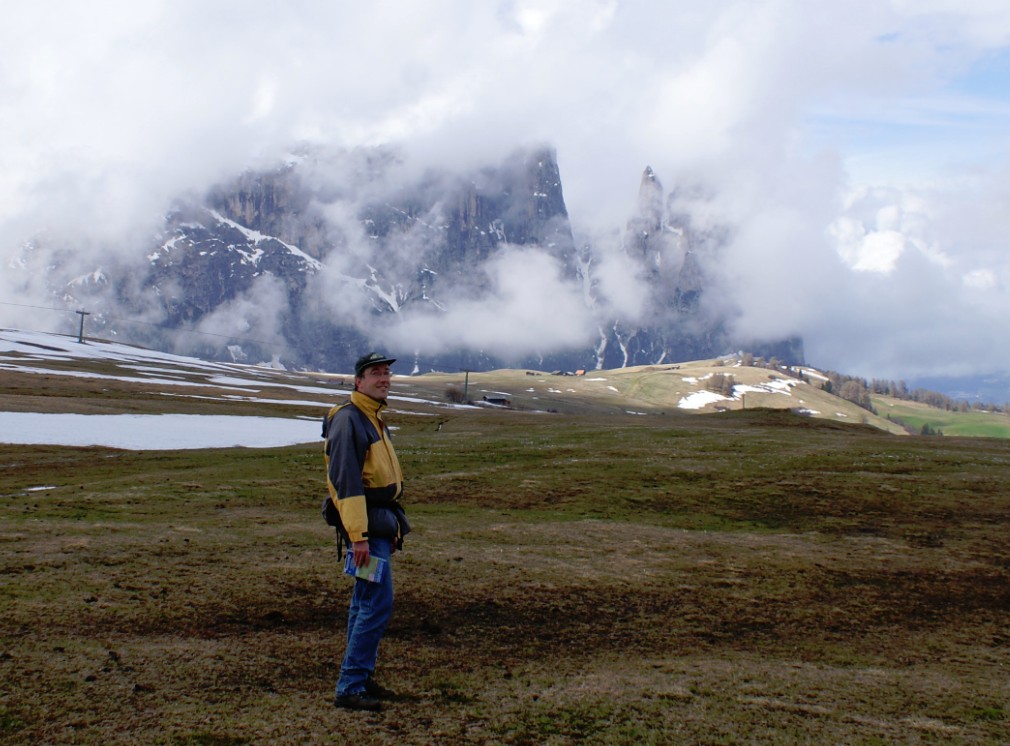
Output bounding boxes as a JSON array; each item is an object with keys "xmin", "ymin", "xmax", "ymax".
[
  {"xmin": 334, "ymin": 692, "xmax": 381, "ymax": 712},
  {"xmin": 364, "ymin": 677, "xmax": 396, "ymax": 699}
]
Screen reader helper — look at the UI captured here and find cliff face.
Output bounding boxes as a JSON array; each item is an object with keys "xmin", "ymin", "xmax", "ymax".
[
  {"xmin": 53, "ymin": 147, "xmax": 802, "ymax": 373},
  {"xmin": 582, "ymin": 169, "xmax": 720, "ymax": 370},
  {"xmin": 360, "ymin": 147, "xmax": 574, "ymax": 271}
]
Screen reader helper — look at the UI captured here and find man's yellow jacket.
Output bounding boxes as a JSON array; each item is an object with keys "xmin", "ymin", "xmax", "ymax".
[{"xmin": 322, "ymin": 391, "xmax": 408, "ymax": 545}]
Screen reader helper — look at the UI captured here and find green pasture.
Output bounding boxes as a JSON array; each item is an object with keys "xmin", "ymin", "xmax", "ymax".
[
  {"xmin": 874, "ymin": 395, "xmax": 1010, "ymax": 438},
  {"xmin": 2, "ymin": 408, "xmax": 1009, "ymax": 744}
]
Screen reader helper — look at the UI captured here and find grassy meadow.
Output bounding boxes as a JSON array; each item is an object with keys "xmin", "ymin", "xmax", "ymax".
[
  {"xmin": 2, "ymin": 403, "xmax": 1010, "ymax": 744},
  {"xmin": 873, "ymin": 395, "xmax": 1010, "ymax": 439}
]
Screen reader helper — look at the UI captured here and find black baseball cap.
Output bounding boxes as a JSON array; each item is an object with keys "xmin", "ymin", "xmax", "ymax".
[{"xmin": 354, "ymin": 352, "xmax": 397, "ymax": 377}]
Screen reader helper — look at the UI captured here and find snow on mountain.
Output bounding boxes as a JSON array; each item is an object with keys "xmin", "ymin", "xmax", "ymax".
[{"xmin": 206, "ymin": 208, "xmax": 323, "ymax": 271}]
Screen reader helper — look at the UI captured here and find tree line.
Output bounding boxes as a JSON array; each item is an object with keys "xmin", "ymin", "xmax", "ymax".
[
  {"xmin": 727, "ymin": 353, "xmax": 1010, "ymax": 427},
  {"xmin": 826, "ymin": 372, "xmax": 1009, "ymax": 416}
]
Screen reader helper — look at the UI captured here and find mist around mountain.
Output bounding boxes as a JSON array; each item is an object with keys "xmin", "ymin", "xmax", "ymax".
[{"xmin": 15, "ymin": 145, "xmax": 806, "ymax": 376}]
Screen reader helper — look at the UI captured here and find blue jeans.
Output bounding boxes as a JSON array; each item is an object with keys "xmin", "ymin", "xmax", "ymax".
[{"xmin": 336, "ymin": 536, "xmax": 393, "ymax": 697}]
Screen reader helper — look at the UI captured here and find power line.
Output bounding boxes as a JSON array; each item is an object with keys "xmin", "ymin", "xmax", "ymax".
[
  {"xmin": 0, "ymin": 300, "xmax": 297, "ymax": 350},
  {"xmin": 0, "ymin": 300, "xmax": 71, "ymax": 313}
]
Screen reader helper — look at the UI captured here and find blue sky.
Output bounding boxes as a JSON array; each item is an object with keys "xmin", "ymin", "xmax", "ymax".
[
  {"xmin": 1, "ymin": 1, "xmax": 1009, "ymax": 380},
  {"xmin": 809, "ymin": 48, "xmax": 1010, "ymax": 185}
]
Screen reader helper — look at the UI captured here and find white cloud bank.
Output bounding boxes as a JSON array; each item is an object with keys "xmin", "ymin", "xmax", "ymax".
[{"xmin": 2, "ymin": 1, "xmax": 1010, "ymax": 380}]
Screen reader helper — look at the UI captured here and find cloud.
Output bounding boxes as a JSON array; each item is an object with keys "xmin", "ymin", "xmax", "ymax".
[
  {"xmin": 589, "ymin": 232, "xmax": 650, "ymax": 321},
  {"xmin": 797, "ymin": 169, "xmax": 1010, "ymax": 379},
  {"xmin": 190, "ymin": 274, "xmax": 293, "ymax": 361},
  {"xmin": 380, "ymin": 245, "xmax": 596, "ymax": 359},
  {"xmin": 2, "ymin": 1, "xmax": 1010, "ymax": 381}
]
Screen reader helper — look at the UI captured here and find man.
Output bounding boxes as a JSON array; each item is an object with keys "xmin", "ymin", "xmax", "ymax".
[{"xmin": 323, "ymin": 352, "xmax": 410, "ymax": 712}]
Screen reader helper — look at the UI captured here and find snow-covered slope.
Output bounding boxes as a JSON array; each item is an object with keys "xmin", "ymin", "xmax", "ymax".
[{"xmin": 0, "ymin": 329, "xmax": 335, "ymax": 449}]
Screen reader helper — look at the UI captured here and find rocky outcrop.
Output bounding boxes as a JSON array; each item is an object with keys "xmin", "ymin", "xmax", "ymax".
[{"xmin": 52, "ymin": 147, "xmax": 803, "ymax": 373}]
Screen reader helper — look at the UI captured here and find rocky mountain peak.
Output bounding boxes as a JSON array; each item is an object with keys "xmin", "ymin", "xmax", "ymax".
[{"xmin": 43, "ymin": 146, "xmax": 802, "ymax": 374}]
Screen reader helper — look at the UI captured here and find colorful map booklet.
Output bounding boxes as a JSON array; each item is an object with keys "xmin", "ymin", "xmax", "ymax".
[{"xmin": 343, "ymin": 552, "xmax": 387, "ymax": 583}]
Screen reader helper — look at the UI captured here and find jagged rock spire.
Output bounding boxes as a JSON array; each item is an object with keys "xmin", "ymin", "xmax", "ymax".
[{"xmin": 638, "ymin": 165, "xmax": 663, "ymax": 231}]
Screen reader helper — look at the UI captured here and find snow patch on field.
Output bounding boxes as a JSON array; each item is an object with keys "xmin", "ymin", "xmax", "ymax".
[
  {"xmin": 0, "ymin": 412, "xmax": 318, "ymax": 450},
  {"xmin": 0, "ymin": 329, "xmax": 488, "ymax": 447},
  {"xmin": 678, "ymin": 391, "xmax": 729, "ymax": 410}
]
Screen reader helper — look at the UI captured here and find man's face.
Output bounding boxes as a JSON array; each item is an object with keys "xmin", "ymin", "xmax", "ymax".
[{"xmin": 356, "ymin": 363, "xmax": 392, "ymax": 400}]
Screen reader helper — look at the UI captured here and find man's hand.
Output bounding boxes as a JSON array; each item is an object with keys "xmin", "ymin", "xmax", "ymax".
[{"xmin": 352, "ymin": 540, "xmax": 370, "ymax": 568}]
